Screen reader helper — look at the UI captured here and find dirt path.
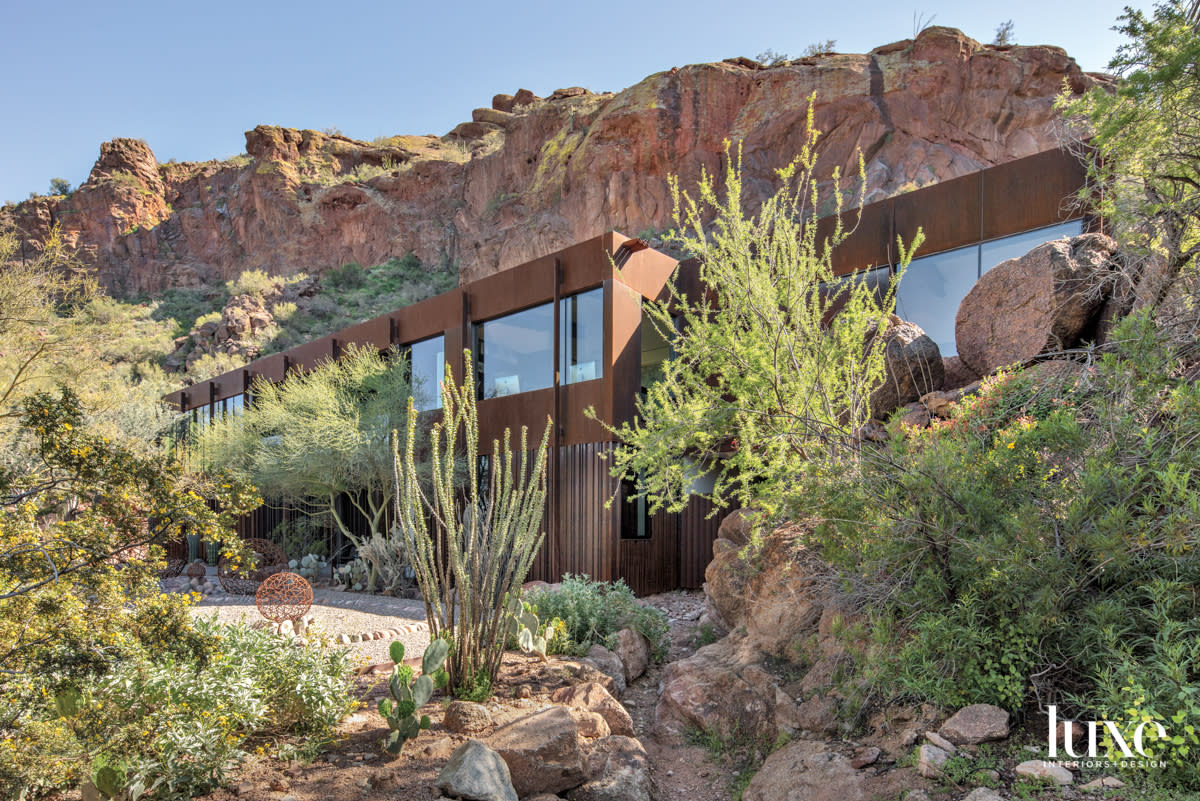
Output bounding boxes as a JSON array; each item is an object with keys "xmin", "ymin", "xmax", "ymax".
[{"xmin": 627, "ymin": 591, "xmax": 734, "ymax": 801}]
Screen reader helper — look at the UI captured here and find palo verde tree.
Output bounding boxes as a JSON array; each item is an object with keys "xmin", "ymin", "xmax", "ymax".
[
  {"xmin": 194, "ymin": 344, "xmax": 417, "ymax": 591},
  {"xmin": 597, "ymin": 96, "xmax": 922, "ymax": 519},
  {"xmin": 1059, "ymin": 0, "xmax": 1200, "ymax": 308},
  {"xmin": 394, "ymin": 353, "xmax": 551, "ymax": 698}
]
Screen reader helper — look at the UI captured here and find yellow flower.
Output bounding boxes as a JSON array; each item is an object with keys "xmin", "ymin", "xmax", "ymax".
[{"xmin": 1006, "ymin": 441, "xmax": 1015, "ymax": 449}]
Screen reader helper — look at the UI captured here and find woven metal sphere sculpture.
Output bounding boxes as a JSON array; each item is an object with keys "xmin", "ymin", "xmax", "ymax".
[
  {"xmin": 185, "ymin": 560, "xmax": 208, "ymax": 579},
  {"xmin": 256, "ymin": 572, "xmax": 313, "ymax": 623}
]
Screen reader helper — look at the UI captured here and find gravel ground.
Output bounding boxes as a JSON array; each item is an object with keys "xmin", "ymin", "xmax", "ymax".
[{"xmin": 189, "ymin": 602, "xmax": 430, "ymax": 668}]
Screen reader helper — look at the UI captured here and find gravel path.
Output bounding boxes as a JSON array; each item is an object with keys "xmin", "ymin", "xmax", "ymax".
[{"xmin": 189, "ymin": 589, "xmax": 430, "ymax": 668}]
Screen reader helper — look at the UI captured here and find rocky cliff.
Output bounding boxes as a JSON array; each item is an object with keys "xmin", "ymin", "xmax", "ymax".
[{"xmin": 3, "ymin": 27, "xmax": 1106, "ymax": 295}]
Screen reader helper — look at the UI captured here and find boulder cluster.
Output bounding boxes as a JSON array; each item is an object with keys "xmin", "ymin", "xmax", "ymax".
[{"xmin": 430, "ymin": 627, "xmax": 656, "ymax": 801}]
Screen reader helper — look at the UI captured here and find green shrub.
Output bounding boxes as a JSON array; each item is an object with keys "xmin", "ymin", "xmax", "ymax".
[
  {"xmin": 525, "ymin": 575, "xmax": 669, "ymax": 660},
  {"xmin": 226, "ymin": 269, "xmax": 276, "ymax": 298},
  {"xmin": 808, "ymin": 311, "xmax": 1200, "ymax": 788},
  {"xmin": 2, "ymin": 619, "xmax": 357, "ymax": 799},
  {"xmin": 325, "ymin": 261, "xmax": 367, "ymax": 289}
]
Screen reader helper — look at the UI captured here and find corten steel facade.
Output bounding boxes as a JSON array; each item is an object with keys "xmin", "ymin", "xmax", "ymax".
[{"xmin": 165, "ymin": 147, "xmax": 1089, "ymax": 595}]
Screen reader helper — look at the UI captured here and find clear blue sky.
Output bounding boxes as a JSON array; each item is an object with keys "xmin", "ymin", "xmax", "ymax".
[{"xmin": 1, "ymin": 0, "xmax": 1141, "ymax": 204}]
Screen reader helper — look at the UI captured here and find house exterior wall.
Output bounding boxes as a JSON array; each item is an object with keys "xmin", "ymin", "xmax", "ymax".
[{"xmin": 165, "ymin": 147, "xmax": 1090, "ymax": 595}]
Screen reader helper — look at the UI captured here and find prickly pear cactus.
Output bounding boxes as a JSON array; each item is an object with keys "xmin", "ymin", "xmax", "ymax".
[{"xmin": 378, "ymin": 639, "xmax": 450, "ymax": 755}]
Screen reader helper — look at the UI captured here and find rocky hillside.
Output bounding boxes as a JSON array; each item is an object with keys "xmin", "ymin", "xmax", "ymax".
[{"xmin": 4, "ymin": 26, "xmax": 1106, "ymax": 296}]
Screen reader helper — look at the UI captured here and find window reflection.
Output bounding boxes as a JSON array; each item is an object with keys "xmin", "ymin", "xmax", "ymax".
[
  {"xmin": 410, "ymin": 335, "xmax": 445, "ymax": 412},
  {"xmin": 896, "ymin": 244, "xmax": 978, "ymax": 356},
  {"xmin": 560, "ymin": 288, "xmax": 604, "ymax": 385},
  {"xmin": 895, "ymin": 219, "xmax": 1086, "ymax": 356},
  {"xmin": 980, "ymin": 220, "xmax": 1084, "ymax": 274},
  {"xmin": 476, "ymin": 303, "xmax": 554, "ymax": 399}
]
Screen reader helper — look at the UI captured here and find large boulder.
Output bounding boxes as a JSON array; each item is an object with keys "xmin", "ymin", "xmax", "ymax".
[
  {"xmin": 742, "ymin": 740, "xmax": 927, "ymax": 801},
  {"xmin": 490, "ymin": 706, "xmax": 588, "ymax": 797},
  {"xmin": 655, "ymin": 636, "xmax": 781, "ymax": 740},
  {"xmin": 551, "ymin": 682, "xmax": 635, "ymax": 737},
  {"xmin": 870, "ymin": 317, "xmax": 945, "ymax": 418},
  {"xmin": 565, "ymin": 736, "xmax": 654, "ymax": 801},
  {"xmin": 955, "ymin": 233, "xmax": 1120, "ymax": 376},
  {"xmin": 435, "ymin": 739, "xmax": 519, "ymax": 801}
]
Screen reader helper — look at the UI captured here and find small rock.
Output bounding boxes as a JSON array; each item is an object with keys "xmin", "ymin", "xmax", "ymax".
[
  {"xmin": 613, "ymin": 628, "xmax": 651, "ymax": 683},
  {"xmin": 573, "ymin": 710, "xmax": 611, "ymax": 739},
  {"xmin": 963, "ymin": 790, "xmax": 1004, "ymax": 801},
  {"xmin": 1015, "ymin": 760, "xmax": 1073, "ymax": 786},
  {"xmin": 939, "ymin": 704, "xmax": 1010, "ymax": 744},
  {"xmin": 336, "ymin": 633, "xmax": 350, "ymax": 645},
  {"xmin": 445, "ymin": 700, "xmax": 494, "ymax": 734},
  {"xmin": 516, "ymin": 684, "xmax": 532, "ymax": 699},
  {"xmin": 849, "ymin": 746, "xmax": 880, "ymax": 769},
  {"xmin": 899, "ymin": 728, "xmax": 920, "ymax": 747},
  {"xmin": 917, "ymin": 743, "xmax": 949, "ymax": 778},
  {"xmin": 581, "ymin": 645, "xmax": 627, "ymax": 696},
  {"xmin": 269, "ymin": 777, "xmax": 290, "ymax": 791},
  {"xmin": 436, "ymin": 740, "xmax": 519, "ymax": 801},
  {"xmin": 234, "ymin": 781, "xmax": 254, "ymax": 796},
  {"xmin": 904, "ymin": 792, "xmax": 932, "ymax": 801},
  {"xmin": 1080, "ymin": 776, "xmax": 1124, "ymax": 791},
  {"xmin": 423, "ymin": 736, "xmax": 456, "ymax": 759},
  {"xmin": 924, "ymin": 730, "xmax": 957, "ymax": 754}
]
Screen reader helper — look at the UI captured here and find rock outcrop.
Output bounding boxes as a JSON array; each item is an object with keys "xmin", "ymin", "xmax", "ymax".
[
  {"xmin": 4, "ymin": 27, "xmax": 1106, "ymax": 296},
  {"xmin": 955, "ymin": 233, "xmax": 1120, "ymax": 375}
]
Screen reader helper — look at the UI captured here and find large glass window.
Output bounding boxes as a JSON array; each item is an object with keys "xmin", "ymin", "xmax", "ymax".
[
  {"xmin": 476, "ymin": 303, "xmax": 553, "ymax": 399},
  {"xmin": 895, "ymin": 219, "xmax": 1086, "ymax": 356},
  {"xmin": 980, "ymin": 219, "xmax": 1084, "ymax": 274},
  {"xmin": 560, "ymin": 288, "xmax": 604, "ymax": 385},
  {"xmin": 896, "ymin": 244, "xmax": 978, "ymax": 356},
  {"xmin": 410, "ymin": 335, "xmax": 445, "ymax": 412}
]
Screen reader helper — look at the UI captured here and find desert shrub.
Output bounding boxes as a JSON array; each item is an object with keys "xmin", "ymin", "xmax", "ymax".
[
  {"xmin": 1, "ymin": 619, "xmax": 356, "ymax": 799},
  {"xmin": 273, "ymin": 300, "xmax": 298, "ymax": 321},
  {"xmin": 0, "ymin": 390, "xmax": 263, "ymax": 799},
  {"xmin": 525, "ymin": 575, "xmax": 669, "ymax": 660},
  {"xmin": 226, "ymin": 269, "xmax": 276, "ymax": 298},
  {"xmin": 325, "ymin": 261, "xmax": 367, "ymax": 289},
  {"xmin": 810, "ymin": 311, "xmax": 1200, "ymax": 787},
  {"xmin": 150, "ymin": 287, "xmax": 224, "ymax": 336}
]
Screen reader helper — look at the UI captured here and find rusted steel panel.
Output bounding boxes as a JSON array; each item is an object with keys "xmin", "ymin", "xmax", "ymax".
[
  {"xmin": 477, "ymin": 389, "xmax": 555, "ymax": 455},
  {"xmin": 338, "ymin": 316, "xmax": 392, "ymax": 352},
  {"xmin": 618, "ymin": 508, "xmax": 679, "ymax": 596},
  {"xmin": 396, "ymin": 288, "xmax": 463, "ymax": 345},
  {"xmin": 827, "ymin": 198, "xmax": 895, "ymax": 276},
  {"xmin": 982, "ymin": 148, "xmax": 1087, "ymax": 240},
  {"xmin": 248, "ymin": 353, "xmax": 288, "ymax": 385},
  {"xmin": 614, "ymin": 239, "xmax": 680, "ymax": 302},
  {"xmin": 894, "ymin": 170, "xmax": 982, "ymax": 260},
  {"xmin": 679, "ymin": 495, "xmax": 721, "ymax": 589},
  {"xmin": 554, "ymin": 442, "xmax": 618, "ymax": 583},
  {"xmin": 287, "ymin": 334, "xmax": 338, "ymax": 372},
  {"xmin": 609, "ymin": 281, "xmax": 642, "ymax": 433},
  {"xmin": 560, "ymin": 380, "xmax": 611, "ymax": 446},
  {"xmin": 469, "ymin": 257, "xmax": 557, "ymax": 322}
]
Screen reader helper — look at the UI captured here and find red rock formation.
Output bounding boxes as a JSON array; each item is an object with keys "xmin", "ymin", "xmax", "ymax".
[{"xmin": 3, "ymin": 27, "xmax": 1107, "ymax": 295}]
